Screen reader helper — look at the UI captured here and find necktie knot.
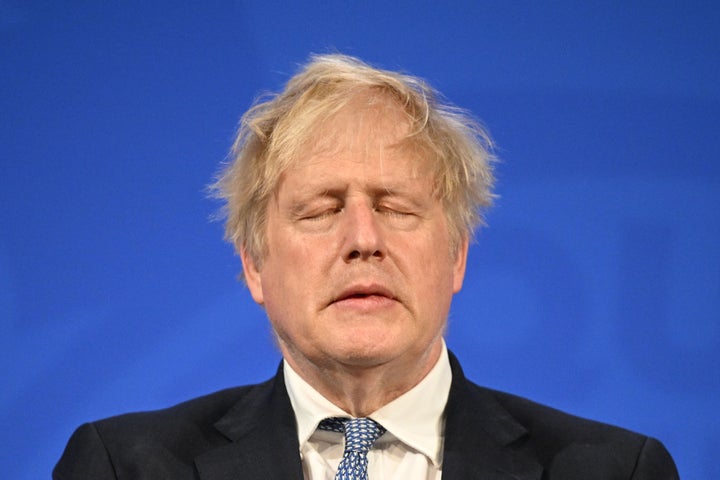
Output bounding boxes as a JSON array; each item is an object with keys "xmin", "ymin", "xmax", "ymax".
[
  {"xmin": 318, "ymin": 417, "xmax": 386, "ymax": 479},
  {"xmin": 319, "ymin": 417, "xmax": 386, "ymax": 453}
]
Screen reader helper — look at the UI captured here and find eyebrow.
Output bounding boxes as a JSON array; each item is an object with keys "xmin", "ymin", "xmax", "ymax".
[
  {"xmin": 282, "ymin": 173, "xmax": 433, "ymax": 208},
  {"xmin": 285, "ymin": 188, "xmax": 341, "ymax": 213}
]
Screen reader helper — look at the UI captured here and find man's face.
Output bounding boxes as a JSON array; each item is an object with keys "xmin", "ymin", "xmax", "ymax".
[{"xmin": 242, "ymin": 97, "xmax": 468, "ymax": 378}]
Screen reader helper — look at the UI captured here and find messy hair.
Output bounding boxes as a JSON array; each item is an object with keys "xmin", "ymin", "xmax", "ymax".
[{"xmin": 210, "ymin": 53, "xmax": 495, "ymax": 275}]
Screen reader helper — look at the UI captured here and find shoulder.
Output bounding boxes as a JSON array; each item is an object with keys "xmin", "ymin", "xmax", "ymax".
[
  {"xmin": 98, "ymin": 379, "xmax": 270, "ymax": 435},
  {"xmin": 100, "ymin": 376, "xmax": 281, "ymax": 443},
  {"xmin": 483, "ymin": 385, "xmax": 642, "ymax": 443},
  {"xmin": 54, "ymin": 379, "xmax": 274, "ymax": 479},
  {"xmin": 447, "ymin": 353, "xmax": 652, "ymax": 448},
  {"xmin": 462, "ymin": 381, "xmax": 679, "ymax": 478}
]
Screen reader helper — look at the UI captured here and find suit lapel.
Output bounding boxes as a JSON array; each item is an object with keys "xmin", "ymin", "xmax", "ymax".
[
  {"xmin": 442, "ymin": 352, "xmax": 543, "ymax": 480},
  {"xmin": 194, "ymin": 364, "xmax": 304, "ymax": 480}
]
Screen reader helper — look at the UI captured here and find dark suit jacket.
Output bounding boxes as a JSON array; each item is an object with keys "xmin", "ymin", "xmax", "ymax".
[{"xmin": 54, "ymin": 353, "xmax": 679, "ymax": 479}]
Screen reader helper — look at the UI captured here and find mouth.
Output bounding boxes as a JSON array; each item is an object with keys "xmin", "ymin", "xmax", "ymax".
[{"xmin": 330, "ymin": 284, "xmax": 396, "ymax": 306}]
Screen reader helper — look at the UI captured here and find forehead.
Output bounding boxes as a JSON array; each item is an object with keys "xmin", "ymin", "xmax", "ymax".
[
  {"xmin": 287, "ymin": 93, "xmax": 434, "ymax": 179},
  {"xmin": 315, "ymin": 92, "xmax": 409, "ymax": 145}
]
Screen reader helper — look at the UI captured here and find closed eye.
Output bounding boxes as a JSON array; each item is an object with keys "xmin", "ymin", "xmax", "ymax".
[
  {"xmin": 375, "ymin": 200, "xmax": 418, "ymax": 216},
  {"xmin": 377, "ymin": 207, "xmax": 413, "ymax": 217},
  {"xmin": 300, "ymin": 207, "xmax": 343, "ymax": 221}
]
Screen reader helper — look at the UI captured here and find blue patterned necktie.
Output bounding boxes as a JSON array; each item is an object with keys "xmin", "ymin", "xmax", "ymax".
[{"xmin": 318, "ymin": 417, "xmax": 386, "ymax": 480}]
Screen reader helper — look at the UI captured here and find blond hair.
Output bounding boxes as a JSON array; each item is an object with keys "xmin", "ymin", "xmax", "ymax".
[{"xmin": 211, "ymin": 54, "xmax": 495, "ymax": 274}]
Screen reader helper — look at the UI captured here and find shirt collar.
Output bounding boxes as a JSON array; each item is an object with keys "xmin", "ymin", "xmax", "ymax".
[{"xmin": 283, "ymin": 342, "xmax": 452, "ymax": 467}]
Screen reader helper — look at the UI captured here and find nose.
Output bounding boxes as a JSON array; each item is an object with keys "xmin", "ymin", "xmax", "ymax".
[{"xmin": 342, "ymin": 200, "xmax": 386, "ymax": 262}]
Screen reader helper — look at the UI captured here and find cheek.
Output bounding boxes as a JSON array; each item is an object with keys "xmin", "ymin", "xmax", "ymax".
[
  {"xmin": 416, "ymin": 245, "xmax": 459, "ymax": 300},
  {"xmin": 261, "ymin": 242, "xmax": 323, "ymax": 306},
  {"xmin": 400, "ymin": 229, "xmax": 452, "ymax": 270}
]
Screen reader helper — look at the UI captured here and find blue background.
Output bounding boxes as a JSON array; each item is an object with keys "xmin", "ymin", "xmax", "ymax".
[{"xmin": 2, "ymin": 2, "xmax": 718, "ymax": 478}]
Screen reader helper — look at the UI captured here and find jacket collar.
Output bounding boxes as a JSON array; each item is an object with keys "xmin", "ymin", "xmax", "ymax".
[
  {"xmin": 194, "ymin": 363, "xmax": 304, "ymax": 479},
  {"xmin": 442, "ymin": 351, "xmax": 543, "ymax": 479}
]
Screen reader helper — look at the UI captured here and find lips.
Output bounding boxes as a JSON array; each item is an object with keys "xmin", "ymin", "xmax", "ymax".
[{"xmin": 331, "ymin": 284, "xmax": 396, "ymax": 305}]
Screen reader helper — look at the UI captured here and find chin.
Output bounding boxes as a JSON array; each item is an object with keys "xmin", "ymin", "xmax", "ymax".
[{"xmin": 331, "ymin": 342, "xmax": 405, "ymax": 367}]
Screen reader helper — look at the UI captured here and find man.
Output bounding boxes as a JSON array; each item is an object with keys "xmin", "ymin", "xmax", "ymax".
[{"xmin": 54, "ymin": 54, "xmax": 679, "ymax": 479}]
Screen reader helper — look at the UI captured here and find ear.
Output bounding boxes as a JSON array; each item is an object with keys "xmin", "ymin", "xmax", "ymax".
[
  {"xmin": 452, "ymin": 235, "xmax": 469, "ymax": 293},
  {"xmin": 240, "ymin": 246, "xmax": 264, "ymax": 305}
]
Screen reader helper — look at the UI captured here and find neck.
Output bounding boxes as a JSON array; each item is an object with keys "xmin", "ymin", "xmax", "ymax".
[{"xmin": 283, "ymin": 341, "xmax": 443, "ymax": 417}]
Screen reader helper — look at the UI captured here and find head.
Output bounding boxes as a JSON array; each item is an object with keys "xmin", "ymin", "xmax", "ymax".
[
  {"xmin": 210, "ymin": 54, "xmax": 495, "ymax": 388},
  {"xmin": 211, "ymin": 54, "xmax": 495, "ymax": 276}
]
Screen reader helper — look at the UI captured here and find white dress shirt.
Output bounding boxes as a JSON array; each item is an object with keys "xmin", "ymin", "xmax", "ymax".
[{"xmin": 284, "ymin": 343, "xmax": 452, "ymax": 480}]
